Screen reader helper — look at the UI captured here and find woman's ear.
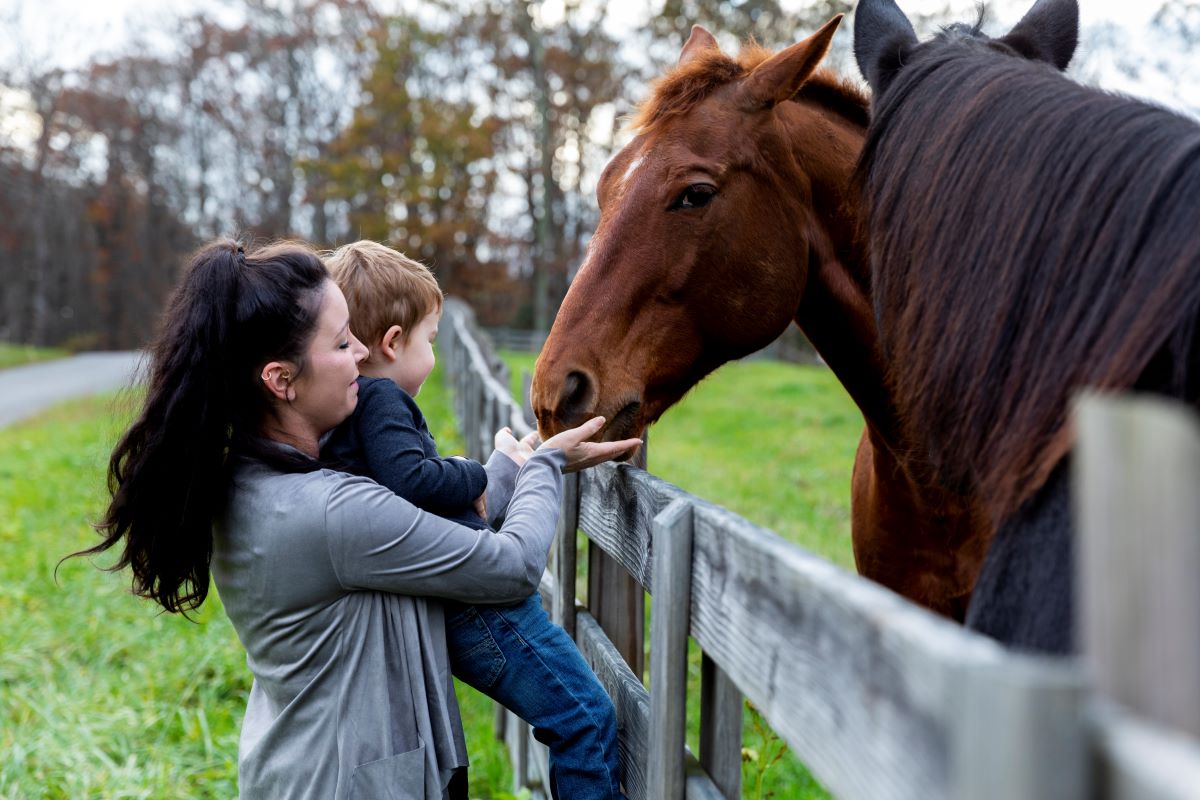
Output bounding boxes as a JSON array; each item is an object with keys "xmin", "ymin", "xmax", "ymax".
[
  {"xmin": 853, "ymin": 0, "xmax": 919, "ymax": 95},
  {"xmin": 261, "ymin": 361, "xmax": 295, "ymax": 403},
  {"xmin": 998, "ymin": 0, "xmax": 1078, "ymax": 71},
  {"xmin": 378, "ymin": 325, "xmax": 405, "ymax": 362}
]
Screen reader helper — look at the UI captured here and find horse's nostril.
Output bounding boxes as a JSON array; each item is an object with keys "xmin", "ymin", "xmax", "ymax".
[{"xmin": 557, "ymin": 370, "xmax": 595, "ymax": 427}]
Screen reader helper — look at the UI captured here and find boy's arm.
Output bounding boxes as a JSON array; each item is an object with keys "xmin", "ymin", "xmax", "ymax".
[{"xmin": 357, "ymin": 380, "xmax": 487, "ymax": 513}]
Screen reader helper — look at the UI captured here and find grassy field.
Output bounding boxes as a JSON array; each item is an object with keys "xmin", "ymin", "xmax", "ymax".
[
  {"xmin": 0, "ymin": 344, "xmax": 69, "ymax": 371},
  {"xmin": 0, "ymin": 352, "xmax": 862, "ymax": 799}
]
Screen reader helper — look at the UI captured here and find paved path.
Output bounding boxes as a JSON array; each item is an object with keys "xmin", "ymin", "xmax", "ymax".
[{"xmin": 0, "ymin": 351, "xmax": 145, "ymax": 428}]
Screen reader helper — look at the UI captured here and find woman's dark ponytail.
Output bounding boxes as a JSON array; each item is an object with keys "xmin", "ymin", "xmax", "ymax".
[{"xmin": 77, "ymin": 239, "xmax": 329, "ymax": 614}]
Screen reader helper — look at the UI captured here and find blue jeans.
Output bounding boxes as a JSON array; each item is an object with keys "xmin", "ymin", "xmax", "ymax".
[{"xmin": 446, "ymin": 594, "xmax": 626, "ymax": 800}]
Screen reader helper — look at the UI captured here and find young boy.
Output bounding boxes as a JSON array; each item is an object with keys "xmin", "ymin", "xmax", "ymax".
[{"xmin": 322, "ymin": 241, "xmax": 625, "ymax": 800}]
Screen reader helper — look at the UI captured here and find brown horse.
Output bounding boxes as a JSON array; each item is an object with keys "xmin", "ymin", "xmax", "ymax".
[{"xmin": 530, "ymin": 17, "xmax": 991, "ymax": 620}]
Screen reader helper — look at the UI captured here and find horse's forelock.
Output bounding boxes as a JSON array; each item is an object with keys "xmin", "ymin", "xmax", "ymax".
[{"xmin": 629, "ymin": 40, "xmax": 866, "ymax": 136}]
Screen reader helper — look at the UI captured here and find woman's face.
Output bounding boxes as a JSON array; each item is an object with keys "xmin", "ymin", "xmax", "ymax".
[{"xmin": 289, "ymin": 281, "xmax": 368, "ymax": 434}]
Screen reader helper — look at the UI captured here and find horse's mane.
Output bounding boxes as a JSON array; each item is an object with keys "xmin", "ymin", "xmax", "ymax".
[
  {"xmin": 630, "ymin": 44, "xmax": 869, "ymax": 136},
  {"xmin": 859, "ymin": 41, "xmax": 1200, "ymax": 523}
]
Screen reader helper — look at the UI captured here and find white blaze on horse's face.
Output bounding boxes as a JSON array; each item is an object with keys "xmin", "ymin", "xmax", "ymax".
[{"xmin": 621, "ymin": 154, "xmax": 646, "ymax": 190}]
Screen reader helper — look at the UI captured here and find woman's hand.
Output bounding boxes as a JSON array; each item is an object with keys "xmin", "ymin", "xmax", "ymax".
[
  {"xmin": 539, "ymin": 416, "xmax": 642, "ymax": 473},
  {"xmin": 495, "ymin": 426, "xmax": 537, "ymax": 467}
]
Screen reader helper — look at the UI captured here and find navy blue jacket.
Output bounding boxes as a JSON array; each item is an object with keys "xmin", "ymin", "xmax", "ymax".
[{"xmin": 323, "ymin": 377, "xmax": 489, "ymax": 530}]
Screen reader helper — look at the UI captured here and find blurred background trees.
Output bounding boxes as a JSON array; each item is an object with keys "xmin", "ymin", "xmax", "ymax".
[{"xmin": 0, "ymin": 0, "xmax": 1194, "ymax": 348}]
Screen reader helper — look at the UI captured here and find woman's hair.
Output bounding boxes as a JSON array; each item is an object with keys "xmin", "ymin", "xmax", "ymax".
[{"xmin": 78, "ymin": 239, "xmax": 330, "ymax": 614}]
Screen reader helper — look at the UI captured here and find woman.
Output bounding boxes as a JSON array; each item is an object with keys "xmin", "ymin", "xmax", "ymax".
[{"xmin": 81, "ymin": 240, "xmax": 639, "ymax": 799}]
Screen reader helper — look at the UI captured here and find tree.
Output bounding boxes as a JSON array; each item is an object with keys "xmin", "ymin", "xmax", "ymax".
[
  {"xmin": 308, "ymin": 13, "xmax": 520, "ymax": 318},
  {"xmin": 459, "ymin": 0, "xmax": 630, "ymax": 330}
]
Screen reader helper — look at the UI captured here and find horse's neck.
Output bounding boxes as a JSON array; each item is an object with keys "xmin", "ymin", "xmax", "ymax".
[
  {"xmin": 797, "ymin": 244, "xmax": 900, "ymax": 447},
  {"xmin": 780, "ymin": 100, "xmax": 901, "ymax": 448}
]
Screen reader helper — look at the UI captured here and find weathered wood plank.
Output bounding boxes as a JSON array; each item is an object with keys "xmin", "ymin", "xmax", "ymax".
[
  {"xmin": 953, "ymin": 657, "xmax": 1087, "ymax": 799},
  {"xmin": 585, "ymin": 451, "xmax": 653, "ymax": 675},
  {"xmin": 505, "ymin": 711, "xmax": 530, "ymax": 795},
  {"xmin": 687, "ymin": 500, "xmax": 1040, "ymax": 800},
  {"xmin": 648, "ymin": 499, "xmax": 694, "ymax": 800},
  {"xmin": 1075, "ymin": 395, "xmax": 1200, "ymax": 738},
  {"xmin": 525, "ymin": 720, "xmax": 551, "ymax": 797},
  {"xmin": 578, "ymin": 462, "xmax": 688, "ymax": 592},
  {"xmin": 577, "ymin": 608, "xmax": 651, "ymax": 800},
  {"xmin": 1092, "ymin": 700, "xmax": 1200, "ymax": 800},
  {"xmin": 574, "ymin": 457, "xmax": 1090, "ymax": 799},
  {"xmin": 588, "ymin": 541, "xmax": 646, "ymax": 677},
  {"xmin": 554, "ymin": 472, "xmax": 581, "ymax": 639},
  {"xmin": 699, "ymin": 654, "xmax": 742, "ymax": 799},
  {"xmin": 576, "ymin": 607, "xmax": 726, "ymax": 800},
  {"xmin": 684, "ymin": 755, "xmax": 729, "ymax": 800}
]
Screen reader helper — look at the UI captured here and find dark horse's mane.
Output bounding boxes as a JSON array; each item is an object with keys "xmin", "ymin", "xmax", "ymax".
[
  {"xmin": 630, "ymin": 44, "xmax": 870, "ymax": 136},
  {"xmin": 858, "ymin": 36, "xmax": 1200, "ymax": 523}
]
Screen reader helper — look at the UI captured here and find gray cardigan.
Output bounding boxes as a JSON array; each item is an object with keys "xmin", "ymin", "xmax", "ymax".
[{"xmin": 211, "ymin": 447, "xmax": 566, "ymax": 800}]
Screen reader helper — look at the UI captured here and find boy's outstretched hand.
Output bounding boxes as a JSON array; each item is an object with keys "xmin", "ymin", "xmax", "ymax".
[
  {"xmin": 540, "ymin": 416, "xmax": 642, "ymax": 473},
  {"xmin": 494, "ymin": 426, "xmax": 537, "ymax": 467}
]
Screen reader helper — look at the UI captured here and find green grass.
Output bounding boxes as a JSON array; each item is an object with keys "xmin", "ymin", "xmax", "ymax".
[
  {"xmin": 0, "ymin": 391, "xmax": 245, "ymax": 799},
  {"xmin": 500, "ymin": 350, "xmax": 862, "ymax": 798},
  {"xmin": 0, "ymin": 343, "xmax": 69, "ymax": 371},
  {"xmin": 0, "ymin": 350, "xmax": 862, "ymax": 798}
]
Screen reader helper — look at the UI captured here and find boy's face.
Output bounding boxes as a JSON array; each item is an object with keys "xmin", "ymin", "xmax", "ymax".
[{"xmin": 393, "ymin": 308, "xmax": 441, "ymax": 397}]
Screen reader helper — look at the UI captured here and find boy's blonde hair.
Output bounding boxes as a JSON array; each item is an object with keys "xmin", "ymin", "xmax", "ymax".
[{"xmin": 325, "ymin": 241, "xmax": 443, "ymax": 361}]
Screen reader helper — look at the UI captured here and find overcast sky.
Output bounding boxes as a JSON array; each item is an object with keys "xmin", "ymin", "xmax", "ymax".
[
  {"xmin": 3, "ymin": 0, "xmax": 1196, "ymax": 115},
  {"xmin": 1, "ymin": 0, "xmax": 1174, "ymax": 62}
]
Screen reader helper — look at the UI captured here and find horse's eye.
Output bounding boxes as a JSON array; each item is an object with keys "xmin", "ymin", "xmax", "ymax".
[{"xmin": 672, "ymin": 183, "xmax": 717, "ymax": 210}]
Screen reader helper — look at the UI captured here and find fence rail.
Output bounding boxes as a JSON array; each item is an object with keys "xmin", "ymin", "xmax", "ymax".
[{"xmin": 440, "ymin": 297, "xmax": 1200, "ymax": 800}]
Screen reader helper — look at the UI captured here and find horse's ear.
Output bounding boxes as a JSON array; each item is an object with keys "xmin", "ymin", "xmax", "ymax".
[
  {"xmin": 999, "ymin": 0, "xmax": 1078, "ymax": 71},
  {"xmin": 679, "ymin": 25, "xmax": 720, "ymax": 66},
  {"xmin": 853, "ymin": 0, "xmax": 919, "ymax": 95},
  {"xmin": 738, "ymin": 14, "xmax": 843, "ymax": 111}
]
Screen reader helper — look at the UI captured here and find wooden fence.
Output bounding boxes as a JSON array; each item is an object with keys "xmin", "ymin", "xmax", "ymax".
[{"xmin": 440, "ymin": 298, "xmax": 1200, "ymax": 800}]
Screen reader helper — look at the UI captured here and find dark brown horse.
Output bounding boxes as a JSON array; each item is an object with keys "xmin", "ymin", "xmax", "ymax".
[
  {"xmin": 530, "ymin": 17, "xmax": 992, "ymax": 621},
  {"xmin": 854, "ymin": 0, "xmax": 1200, "ymax": 652}
]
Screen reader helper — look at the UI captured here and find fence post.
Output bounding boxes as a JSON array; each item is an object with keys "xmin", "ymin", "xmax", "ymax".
[
  {"xmin": 554, "ymin": 472, "xmax": 581, "ymax": 639},
  {"xmin": 1075, "ymin": 395, "xmax": 1200, "ymax": 736},
  {"xmin": 588, "ymin": 445, "xmax": 647, "ymax": 676},
  {"xmin": 647, "ymin": 499, "xmax": 694, "ymax": 800},
  {"xmin": 699, "ymin": 655, "xmax": 742, "ymax": 798}
]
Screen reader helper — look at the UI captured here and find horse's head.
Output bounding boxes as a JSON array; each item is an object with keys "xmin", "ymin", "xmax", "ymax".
[
  {"xmin": 532, "ymin": 17, "xmax": 851, "ymax": 444},
  {"xmin": 854, "ymin": 0, "xmax": 1078, "ymax": 97}
]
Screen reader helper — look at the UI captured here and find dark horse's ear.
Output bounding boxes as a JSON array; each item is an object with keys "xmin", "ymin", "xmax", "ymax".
[
  {"xmin": 853, "ymin": 0, "xmax": 919, "ymax": 95},
  {"xmin": 679, "ymin": 25, "xmax": 721, "ymax": 66},
  {"xmin": 999, "ymin": 0, "xmax": 1079, "ymax": 71},
  {"xmin": 738, "ymin": 15, "xmax": 843, "ymax": 111}
]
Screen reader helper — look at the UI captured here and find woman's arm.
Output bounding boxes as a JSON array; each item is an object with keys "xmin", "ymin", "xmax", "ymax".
[
  {"xmin": 325, "ymin": 449, "xmax": 567, "ymax": 603},
  {"xmin": 326, "ymin": 417, "xmax": 640, "ymax": 602}
]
